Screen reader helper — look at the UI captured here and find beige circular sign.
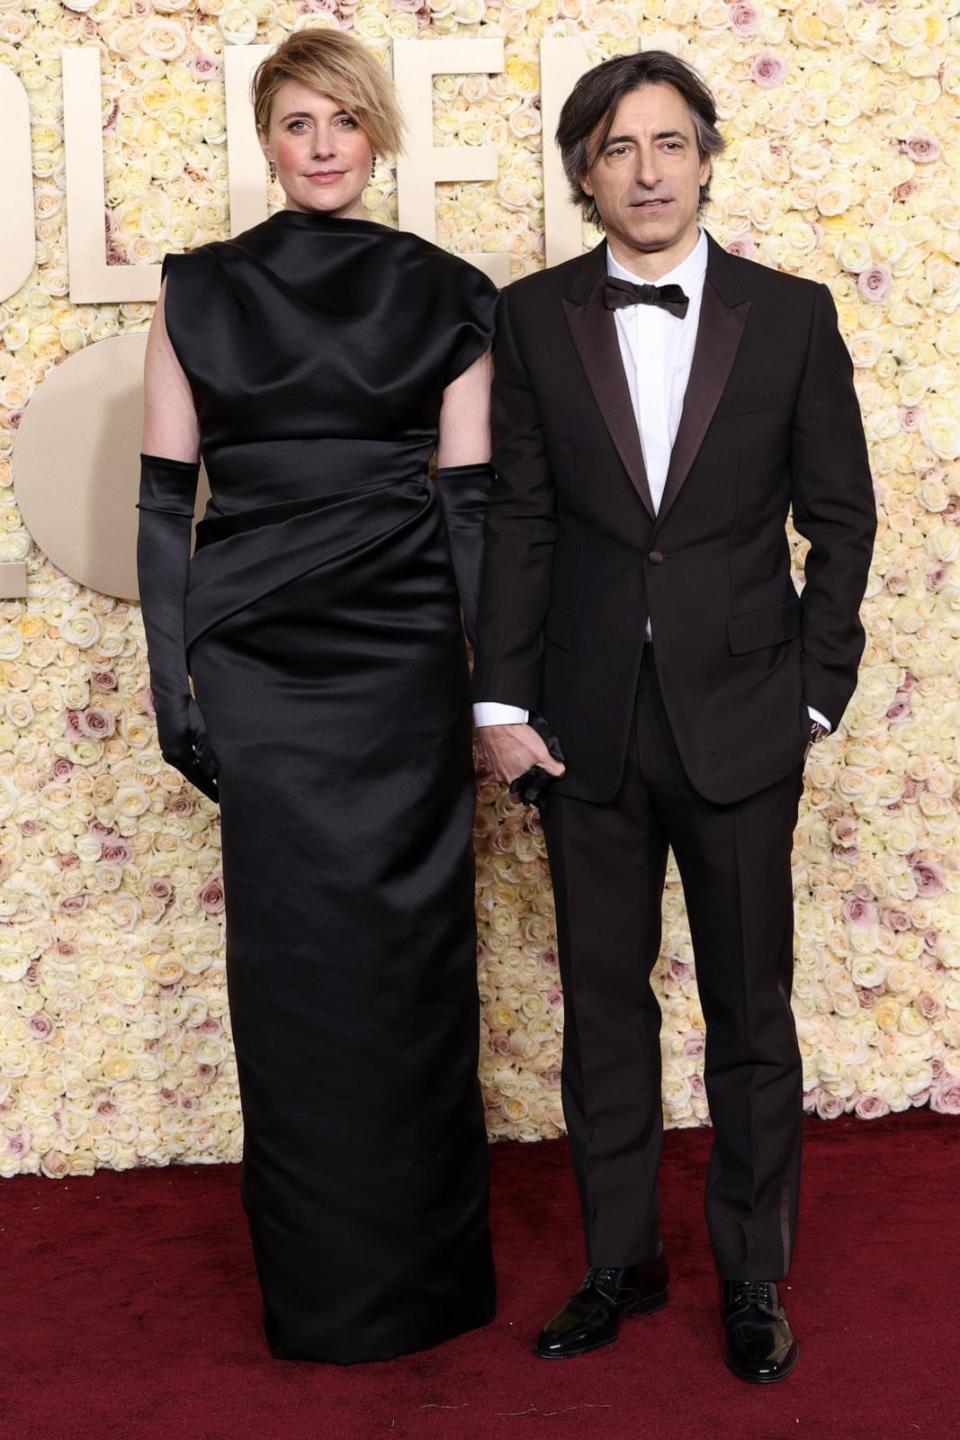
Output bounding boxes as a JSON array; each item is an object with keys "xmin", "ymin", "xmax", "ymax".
[{"xmin": 13, "ymin": 332, "xmax": 207, "ymax": 602}]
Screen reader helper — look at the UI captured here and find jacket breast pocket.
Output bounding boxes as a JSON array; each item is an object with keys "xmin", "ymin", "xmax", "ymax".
[
  {"xmin": 544, "ymin": 603, "xmax": 576, "ymax": 650},
  {"xmin": 726, "ymin": 598, "xmax": 801, "ymax": 655}
]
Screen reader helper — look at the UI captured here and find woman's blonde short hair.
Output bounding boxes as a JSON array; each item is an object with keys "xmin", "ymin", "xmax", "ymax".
[{"xmin": 252, "ymin": 30, "xmax": 404, "ymax": 158}]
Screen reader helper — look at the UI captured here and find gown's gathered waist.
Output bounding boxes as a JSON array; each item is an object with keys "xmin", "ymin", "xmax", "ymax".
[{"xmin": 186, "ymin": 462, "xmax": 440, "ymax": 653}]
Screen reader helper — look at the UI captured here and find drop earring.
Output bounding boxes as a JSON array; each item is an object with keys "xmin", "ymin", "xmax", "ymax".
[{"xmin": 268, "ymin": 160, "xmax": 277, "ymax": 183}]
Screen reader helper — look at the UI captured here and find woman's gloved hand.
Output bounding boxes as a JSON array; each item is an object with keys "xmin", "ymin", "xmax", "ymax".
[{"xmin": 137, "ymin": 453, "xmax": 219, "ymax": 802}]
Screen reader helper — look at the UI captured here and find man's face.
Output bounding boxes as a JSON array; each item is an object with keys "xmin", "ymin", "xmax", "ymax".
[{"xmin": 580, "ymin": 82, "xmax": 711, "ymax": 263}]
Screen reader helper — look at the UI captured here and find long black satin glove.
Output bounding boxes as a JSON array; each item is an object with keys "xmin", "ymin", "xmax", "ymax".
[
  {"xmin": 436, "ymin": 462, "xmax": 495, "ymax": 646},
  {"xmin": 508, "ymin": 713, "xmax": 565, "ymax": 814},
  {"xmin": 136, "ymin": 453, "xmax": 219, "ymax": 802}
]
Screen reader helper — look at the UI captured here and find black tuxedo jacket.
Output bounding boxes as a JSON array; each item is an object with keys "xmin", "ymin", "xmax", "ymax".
[{"xmin": 473, "ymin": 233, "xmax": 877, "ymax": 805}]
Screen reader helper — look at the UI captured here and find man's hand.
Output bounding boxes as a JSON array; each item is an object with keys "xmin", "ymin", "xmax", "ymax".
[{"xmin": 476, "ymin": 723, "xmax": 567, "ymax": 784}]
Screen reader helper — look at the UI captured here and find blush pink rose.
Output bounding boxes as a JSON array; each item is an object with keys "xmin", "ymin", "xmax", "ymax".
[
  {"xmin": 943, "ymin": 496, "xmax": 960, "ymax": 525},
  {"xmin": 64, "ymin": 710, "xmax": 85, "ymax": 739},
  {"xmin": 843, "ymin": 897, "xmax": 877, "ymax": 925},
  {"xmin": 79, "ymin": 707, "xmax": 116, "ymax": 740},
  {"xmin": 902, "ymin": 135, "xmax": 941, "ymax": 164},
  {"xmin": 490, "ymin": 1031, "xmax": 512, "ymax": 1055},
  {"xmin": 50, "ymin": 757, "xmax": 75, "ymax": 781},
  {"xmin": 858, "ymin": 265, "xmax": 892, "ymax": 303},
  {"xmin": 751, "ymin": 52, "xmax": 787, "ymax": 87},
  {"xmin": 60, "ymin": 894, "xmax": 87, "ymax": 914},
  {"xmin": 92, "ymin": 671, "xmax": 118, "ymax": 690},
  {"xmin": 199, "ymin": 877, "xmax": 225, "ymax": 913},
  {"xmin": 102, "ymin": 840, "xmax": 134, "ymax": 864},
  {"xmin": 726, "ymin": 234, "xmax": 756, "ymax": 259},
  {"xmin": 814, "ymin": 1089, "xmax": 845, "ymax": 1120},
  {"xmin": 881, "ymin": 908, "xmax": 910, "ymax": 932},
  {"xmin": 911, "ymin": 859, "xmax": 945, "ymax": 897},
  {"xmin": 30, "ymin": 1014, "xmax": 54, "ymax": 1040},
  {"xmin": 931, "ymin": 1079, "xmax": 960, "ymax": 1115},
  {"xmin": 669, "ymin": 957, "xmax": 692, "ymax": 983},
  {"xmin": 915, "ymin": 992, "xmax": 943, "ymax": 1019},
  {"xmin": 854, "ymin": 1093, "xmax": 890, "ymax": 1120},
  {"xmin": 885, "ymin": 695, "xmax": 912, "ymax": 722},
  {"xmin": 899, "ymin": 406, "xmax": 922, "ymax": 431},
  {"xmin": 729, "ymin": 1, "xmax": 761, "ymax": 35},
  {"xmin": 926, "ymin": 565, "xmax": 949, "ymax": 591}
]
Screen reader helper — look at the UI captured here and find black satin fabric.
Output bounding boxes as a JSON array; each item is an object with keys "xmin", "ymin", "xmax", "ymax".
[{"xmin": 162, "ymin": 211, "xmax": 498, "ymax": 1363}]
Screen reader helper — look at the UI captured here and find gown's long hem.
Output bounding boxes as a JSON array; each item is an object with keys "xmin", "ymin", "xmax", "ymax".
[{"xmin": 264, "ymin": 1297, "xmax": 497, "ymax": 1366}]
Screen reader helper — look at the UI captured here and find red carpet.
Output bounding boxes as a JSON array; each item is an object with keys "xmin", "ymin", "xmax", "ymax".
[{"xmin": 2, "ymin": 1111, "xmax": 957, "ymax": 1440}]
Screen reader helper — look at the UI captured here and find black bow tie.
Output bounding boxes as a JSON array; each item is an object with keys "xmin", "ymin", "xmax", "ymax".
[{"xmin": 603, "ymin": 277, "xmax": 689, "ymax": 319}]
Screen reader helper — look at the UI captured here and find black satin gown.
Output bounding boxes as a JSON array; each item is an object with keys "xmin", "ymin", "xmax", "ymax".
[{"xmin": 161, "ymin": 210, "xmax": 498, "ymax": 1363}]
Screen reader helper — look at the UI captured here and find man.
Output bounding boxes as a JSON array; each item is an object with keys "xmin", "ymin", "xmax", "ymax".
[{"xmin": 473, "ymin": 51, "xmax": 875, "ymax": 1382}]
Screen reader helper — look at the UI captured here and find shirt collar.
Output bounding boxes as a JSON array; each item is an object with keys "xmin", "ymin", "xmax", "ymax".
[{"xmin": 606, "ymin": 228, "xmax": 708, "ymax": 291}]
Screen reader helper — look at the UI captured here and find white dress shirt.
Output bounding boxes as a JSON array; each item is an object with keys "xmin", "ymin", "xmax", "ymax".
[{"xmin": 474, "ymin": 231, "xmax": 829, "ymax": 733}]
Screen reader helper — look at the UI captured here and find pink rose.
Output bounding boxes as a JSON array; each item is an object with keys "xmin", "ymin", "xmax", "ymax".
[
  {"xmin": 199, "ymin": 877, "xmax": 225, "ymax": 913},
  {"xmin": 729, "ymin": 1, "xmax": 761, "ymax": 35},
  {"xmin": 149, "ymin": 878, "xmax": 174, "ymax": 903},
  {"xmin": 931, "ymin": 1079, "xmax": 960, "ymax": 1116},
  {"xmin": 894, "ymin": 180, "xmax": 918, "ymax": 202},
  {"xmin": 926, "ymin": 565, "xmax": 949, "ymax": 591},
  {"xmin": 682, "ymin": 1031, "xmax": 705, "ymax": 1058},
  {"xmin": 854, "ymin": 1093, "xmax": 890, "ymax": 1120},
  {"xmin": 898, "ymin": 406, "xmax": 922, "ymax": 431},
  {"xmin": 170, "ymin": 796, "xmax": 195, "ymax": 816},
  {"xmin": 726, "ymin": 234, "xmax": 756, "ymax": 259},
  {"xmin": 8, "ymin": 1130, "xmax": 30, "ymax": 1156},
  {"xmin": 194, "ymin": 1017, "xmax": 221, "ymax": 1035},
  {"xmin": 922, "ymin": 929, "xmax": 939, "ymax": 953},
  {"xmin": 97, "ymin": 1101, "xmax": 117, "ymax": 1117},
  {"xmin": 885, "ymin": 695, "xmax": 912, "ymax": 722},
  {"xmin": 55, "ymin": 940, "xmax": 78, "ymax": 957},
  {"xmin": 541, "ymin": 1065, "xmax": 562, "ymax": 1086},
  {"xmin": 901, "ymin": 135, "xmax": 941, "ymax": 164},
  {"xmin": 751, "ymin": 52, "xmax": 787, "ymax": 87},
  {"xmin": 843, "ymin": 896, "xmax": 877, "ymax": 925},
  {"xmin": 490, "ymin": 1031, "xmax": 512, "ymax": 1055},
  {"xmin": 187, "ymin": 55, "xmax": 222, "ymax": 80},
  {"xmin": 50, "ymin": 757, "xmax": 75, "ymax": 781},
  {"xmin": 64, "ymin": 710, "xmax": 85, "ymax": 739},
  {"xmin": 858, "ymin": 985, "xmax": 883, "ymax": 1009},
  {"xmin": 668, "ymin": 957, "xmax": 692, "ymax": 983},
  {"xmin": 102, "ymin": 840, "xmax": 134, "ymax": 864},
  {"xmin": 42, "ymin": 1150, "xmax": 68, "ymax": 1178},
  {"xmin": 92, "ymin": 671, "xmax": 118, "ymax": 690},
  {"xmin": 29, "ymin": 1014, "xmax": 54, "ymax": 1040},
  {"xmin": 858, "ymin": 265, "xmax": 891, "ymax": 303},
  {"xmin": 943, "ymin": 496, "xmax": 960, "ymax": 525},
  {"xmin": 881, "ymin": 909, "xmax": 910, "ymax": 932},
  {"xmin": 911, "ymin": 859, "xmax": 945, "ymax": 898},
  {"xmin": 814, "ymin": 1089, "xmax": 845, "ymax": 1120},
  {"xmin": 60, "ymin": 894, "xmax": 87, "ymax": 914},
  {"xmin": 915, "ymin": 992, "xmax": 943, "ymax": 1020},
  {"xmin": 79, "ymin": 707, "xmax": 116, "ymax": 740},
  {"xmin": 20, "ymin": 819, "xmax": 42, "ymax": 836}
]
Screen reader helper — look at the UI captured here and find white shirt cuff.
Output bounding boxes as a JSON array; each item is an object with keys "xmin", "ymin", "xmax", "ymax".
[
  {"xmin": 807, "ymin": 706, "xmax": 831, "ymax": 732},
  {"xmin": 473, "ymin": 703, "xmax": 529, "ymax": 727}
]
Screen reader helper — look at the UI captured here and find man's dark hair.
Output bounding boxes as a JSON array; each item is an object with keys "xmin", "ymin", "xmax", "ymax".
[{"xmin": 556, "ymin": 50, "xmax": 726, "ymax": 228}]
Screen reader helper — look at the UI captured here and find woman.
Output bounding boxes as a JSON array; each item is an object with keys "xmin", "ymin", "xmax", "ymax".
[{"xmin": 137, "ymin": 29, "xmax": 498, "ymax": 1364}]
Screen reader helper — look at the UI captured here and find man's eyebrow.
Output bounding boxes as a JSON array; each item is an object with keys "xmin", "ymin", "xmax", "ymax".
[{"xmin": 603, "ymin": 129, "xmax": 688, "ymax": 145}]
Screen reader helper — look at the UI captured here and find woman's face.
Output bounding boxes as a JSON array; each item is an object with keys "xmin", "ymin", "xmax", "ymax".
[{"xmin": 259, "ymin": 79, "xmax": 374, "ymax": 219}]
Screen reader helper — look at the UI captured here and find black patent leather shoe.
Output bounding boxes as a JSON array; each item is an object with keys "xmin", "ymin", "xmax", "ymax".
[
  {"xmin": 722, "ymin": 1280, "xmax": 798, "ymax": 1383},
  {"xmin": 536, "ymin": 1246, "xmax": 669, "ymax": 1359}
]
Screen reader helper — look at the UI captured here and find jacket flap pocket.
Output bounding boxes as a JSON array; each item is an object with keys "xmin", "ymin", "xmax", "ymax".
[
  {"xmin": 726, "ymin": 599, "xmax": 801, "ymax": 655},
  {"xmin": 544, "ymin": 603, "xmax": 576, "ymax": 650}
]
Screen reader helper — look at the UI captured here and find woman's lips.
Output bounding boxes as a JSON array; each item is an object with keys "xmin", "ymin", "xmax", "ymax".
[{"xmin": 305, "ymin": 171, "xmax": 347, "ymax": 185}]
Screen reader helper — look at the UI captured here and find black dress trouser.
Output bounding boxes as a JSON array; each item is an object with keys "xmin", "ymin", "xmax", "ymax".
[{"xmin": 542, "ymin": 646, "xmax": 804, "ymax": 1281}]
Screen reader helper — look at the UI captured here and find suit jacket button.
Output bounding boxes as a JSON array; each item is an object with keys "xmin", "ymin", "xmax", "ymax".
[{"xmin": 648, "ymin": 550, "xmax": 665, "ymax": 565}]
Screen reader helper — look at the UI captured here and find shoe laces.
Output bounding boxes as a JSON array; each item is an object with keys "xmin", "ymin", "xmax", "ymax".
[
  {"xmin": 729, "ymin": 1280, "xmax": 778, "ymax": 1314},
  {"xmin": 585, "ymin": 1266, "xmax": 625, "ymax": 1297}
]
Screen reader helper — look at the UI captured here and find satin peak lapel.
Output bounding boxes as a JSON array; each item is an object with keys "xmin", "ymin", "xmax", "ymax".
[
  {"xmin": 561, "ymin": 259, "xmax": 656, "ymax": 521},
  {"xmin": 656, "ymin": 278, "xmax": 749, "ymax": 529}
]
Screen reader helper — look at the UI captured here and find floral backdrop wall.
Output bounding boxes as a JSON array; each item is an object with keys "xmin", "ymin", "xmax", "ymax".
[{"xmin": 1, "ymin": 0, "xmax": 959, "ymax": 1179}]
